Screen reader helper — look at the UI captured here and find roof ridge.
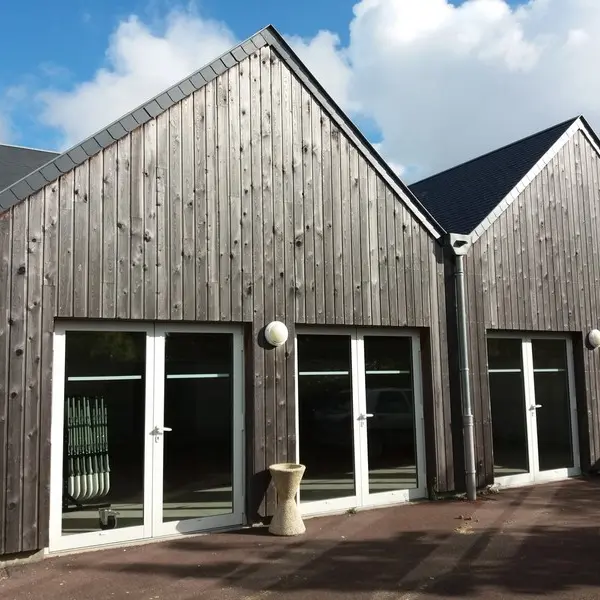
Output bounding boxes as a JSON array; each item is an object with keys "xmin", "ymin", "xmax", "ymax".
[
  {"xmin": 264, "ymin": 27, "xmax": 445, "ymax": 235},
  {"xmin": 412, "ymin": 116, "xmax": 580, "ymax": 187}
]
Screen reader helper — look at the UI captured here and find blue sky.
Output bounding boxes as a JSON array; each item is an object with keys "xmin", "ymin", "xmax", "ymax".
[
  {"xmin": 1, "ymin": 0, "xmax": 525, "ymax": 151},
  {"xmin": 1, "ymin": 0, "xmax": 355, "ymax": 148},
  {"xmin": 2, "ymin": 0, "xmax": 593, "ymax": 181}
]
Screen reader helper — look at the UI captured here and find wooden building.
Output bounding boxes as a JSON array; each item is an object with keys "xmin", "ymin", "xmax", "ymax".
[
  {"xmin": 412, "ymin": 116, "xmax": 600, "ymax": 491},
  {"xmin": 0, "ymin": 25, "xmax": 457, "ymax": 557}
]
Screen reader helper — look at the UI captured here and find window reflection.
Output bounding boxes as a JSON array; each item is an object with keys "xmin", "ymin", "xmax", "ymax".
[
  {"xmin": 487, "ymin": 338, "xmax": 529, "ymax": 477},
  {"xmin": 363, "ymin": 336, "xmax": 418, "ymax": 493},
  {"xmin": 163, "ymin": 333, "xmax": 234, "ymax": 521},
  {"xmin": 62, "ymin": 331, "xmax": 146, "ymax": 535},
  {"xmin": 298, "ymin": 335, "xmax": 355, "ymax": 502},
  {"xmin": 532, "ymin": 339, "xmax": 573, "ymax": 471}
]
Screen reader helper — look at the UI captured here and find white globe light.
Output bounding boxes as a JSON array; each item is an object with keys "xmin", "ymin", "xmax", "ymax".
[
  {"xmin": 264, "ymin": 321, "xmax": 288, "ymax": 347},
  {"xmin": 589, "ymin": 329, "xmax": 600, "ymax": 349}
]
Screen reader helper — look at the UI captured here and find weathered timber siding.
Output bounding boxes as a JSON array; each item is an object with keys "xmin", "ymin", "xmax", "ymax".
[
  {"xmin": 465, "ymin": 131, "xmax": 600, "ymax": 487},
  {"xmin": 0, "ymin": 46, "xmax": 453, "ymax": 554}
]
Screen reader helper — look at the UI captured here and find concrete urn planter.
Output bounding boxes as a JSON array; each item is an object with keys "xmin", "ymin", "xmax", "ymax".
[{"xmin": 268, "ymin": 463, "xmax": 306, "ymax": 536}]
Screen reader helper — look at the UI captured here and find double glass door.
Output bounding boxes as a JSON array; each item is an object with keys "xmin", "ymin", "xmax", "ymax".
[
  {"xmin": 296, "ymin": 330, "xmax": 426, "ymax": 515},
  {"xmin": 487, "ymin": 335, "xmax": 580, "ymax": 487},
  {"xmin": 49, "ymin": 323, "xmax": 244, "ymax": 552}
]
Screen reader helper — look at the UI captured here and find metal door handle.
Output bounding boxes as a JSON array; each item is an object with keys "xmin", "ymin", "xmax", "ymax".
[
  {"xmin": 151, "ymin": 426, "xmax": 173, "ymax": 435},
  {"xmin": 358, "ymin": 413, "xmax": 374, "ymax": 420},
  {"xmin": 529, "ymin": 405, "xmax": 542, "ymax": 410}
]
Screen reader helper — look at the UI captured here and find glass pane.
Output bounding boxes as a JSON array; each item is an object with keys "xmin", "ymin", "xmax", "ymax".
[
  {"xmin": 163, "ymin": 333, "xmax": 234, "ymax": 522},
  {"xmin": 62, "ymin": 331, "xmax": 146, "ymax": 535},
  {"xmin": 364, "ymin": 336, "xmax": 417, "ymax": 493},
  {"xmin": 298, "ymin": 335, "xmax": 355, "ymax": 503},
  {"xmin": 487, "ymin": 338, "xmax": 529, "ymax": 477},
  {"xmin": 532, "ymin": 339, "xmax": 574, "ymax": 471}
]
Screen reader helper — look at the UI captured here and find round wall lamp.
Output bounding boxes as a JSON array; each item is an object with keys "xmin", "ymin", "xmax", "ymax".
[
  {"xmin": 589, "ymin": 329, "xmax": 600, "ymax": 349},
  {"xmin": 264, "ymin": 321, "xmax": 289, "ymax": 347}
]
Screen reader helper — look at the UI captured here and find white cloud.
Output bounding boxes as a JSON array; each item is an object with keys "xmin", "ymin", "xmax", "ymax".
[
  {"xmin": 337, "ymin": 0, "xmax": 600, "ymax": 180},
  {"xmin": 28, "ymin": 0, "xmax": 600, "ymax": 182},
  {"xmin": 287, "ymin": 30, "xmax": 356, "ymax": 112},
  {"xmin": 0, "ymin": 86, "xmax": 28, "ymax": 144},
  {"xmin": 373, "ymin": 142, "xmax": 405, "ymax": 176},
  {"xmin": 38, "ymin": 9, "xmax": 236, "ymax": 148},
  {"xmin": 36, "ymin": 10, "xmax": 354, "ymax": 151}
]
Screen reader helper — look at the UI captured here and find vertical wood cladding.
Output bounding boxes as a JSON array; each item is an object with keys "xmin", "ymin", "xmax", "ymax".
[
  {"xmin": 465, "ymin": 131, "xmax": 600, "ymax": 487},
  {"xmin": 0, "ymin": 46, "xmax": 452, "ymax": 553}
]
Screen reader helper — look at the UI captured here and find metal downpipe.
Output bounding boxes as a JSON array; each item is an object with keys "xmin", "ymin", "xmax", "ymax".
[{"xmin": 454, "ymin": 253, "xmax": 477, "ymax": 501}]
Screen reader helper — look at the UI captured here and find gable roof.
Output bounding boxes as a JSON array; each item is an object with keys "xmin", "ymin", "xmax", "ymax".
[
  {"xmin": 409, "ymin": 117, "xmax": 579, "ymax": 236},
  {"xmin": 0, "ymin": 144, "xmax": 59, "ymax": 191},
  {"xmin": 0, "ymin": 25, "xmax": 444, "ymax": 239}
]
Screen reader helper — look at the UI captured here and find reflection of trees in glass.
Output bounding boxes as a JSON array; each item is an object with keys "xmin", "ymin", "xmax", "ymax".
[
  {"xmin": 364, "ymin": 337, "xmax": 412, "ymax": 372},
  {"xmin": 532, "ymin": 340, "xmax": 567, "ymax": 370},
  {"xmin": 165, "ymin": 333, "xmax": 232, "ymax": 374},
  {"xmin": 89, "ymin": 332, "xmax": 142, "ymax": 362},
  {"xmin": 487, "ymin": 339, "xmax": 522, "ymax": 370},
  {"xmin": 297, "ymin": 336, "xmax": 351, "ymax": 372},
  {"xmin": 66, "ymin": 332, "xmax": 146, "ymax": 378}
]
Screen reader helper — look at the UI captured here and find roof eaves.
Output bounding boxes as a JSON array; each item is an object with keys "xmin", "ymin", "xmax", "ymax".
[
  {"xmin": 470, "ymin": 117, "xmax": 582, "ymax": 243},
  {"xmin": 0, "ymin": 26, "xmax": 272, "ymax": 213},
  {"xmin": 577, "ymin": 115, "xmax": 600, "ymax": 158}
]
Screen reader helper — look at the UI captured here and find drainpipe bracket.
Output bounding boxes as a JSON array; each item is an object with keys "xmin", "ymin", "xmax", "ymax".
[{"xmin": 446, "ymin": 233, "xmax": 472, "ymax": 256}]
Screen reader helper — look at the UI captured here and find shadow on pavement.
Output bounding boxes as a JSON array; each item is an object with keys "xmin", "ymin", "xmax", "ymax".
[{"xmin": 2, "ymin": 478, "xmax": 600, "ymax": 599}]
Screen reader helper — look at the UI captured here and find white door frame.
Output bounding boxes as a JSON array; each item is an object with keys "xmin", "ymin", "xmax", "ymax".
[
  {"xmin": 488, "ymin": 333, "xmax": 580, "ymax": 489},
  {"xmin": 294, "ymin": 328, "xmax": 360, "ymax": 516},
  {"xmin": 49, "ymin": 321, "xmax": 244, "ymax": 553},
  {"xmin": 295, "ymin": 328, "xmax": 427, "ymax": 517},
  {"xmin": 49, "ymin": 322, "xmax": 155, "ymax": 552},
  {"xmin": 152, "ymin": 323, "xmax": 245, "ymax": 536},
  {"xmin": 357, "ymin": 330, "xmax": 427, "ymax": 507}
]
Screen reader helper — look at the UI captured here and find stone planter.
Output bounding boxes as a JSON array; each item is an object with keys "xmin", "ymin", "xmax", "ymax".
[{"xmin": 268, "ymin": 463, "xmax": 306, "ymax": 536}]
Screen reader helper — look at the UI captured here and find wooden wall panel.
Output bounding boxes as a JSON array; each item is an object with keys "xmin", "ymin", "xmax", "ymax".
[
  {"xmin": 467, "ymin": 130, "xmax": 600, "ymax": 484},
  {"xmin": 117, "ymin": 136, "xmax": 132, "ymax": 320},
  {"xmin": 5, "ymin": 198, "xmax": 28, "ymax": 553},
  {"xmin": 0, "ymin": 46, "xmax": 453, "ymax": 551},
  {"xmin": 130, "ymin": 127, "xmax": 145, "ymax": 320},
  {"xmin": 0, "ymin": 206, "xmax": 12, "ymax": 555},
  {"xmin": 73, "ymin": 163, "xmax": 89, "ymax": 318},
  {"xmin": 169, "ymin": 103, "xmax": 183, "ymax": 321},
  {"xmin": 22, "ymin": 190, "xmax": 44, "ymax": 550}
]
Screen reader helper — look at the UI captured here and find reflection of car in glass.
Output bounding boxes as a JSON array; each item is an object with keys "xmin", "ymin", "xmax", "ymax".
[{"xmin": 311, "ymin": 388, "xmax": 415, "ymax": 457}]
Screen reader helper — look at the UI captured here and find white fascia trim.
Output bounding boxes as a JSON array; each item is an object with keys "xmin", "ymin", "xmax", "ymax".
[{"xmin": 470, "ymin": 118, "xmax": 584, "ymax": 244}]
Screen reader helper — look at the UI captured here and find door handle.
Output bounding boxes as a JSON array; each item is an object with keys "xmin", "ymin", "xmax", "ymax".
[
  {"xmin": 358, "ymin": 413, "xmax": 374, "ymax": 420},
  {"xmin": 529, "ymin": 405, "xmax": 542, "ymax": 411},
  {"xmin": 151, "ymin": 426, "xmax": 173, "ymax": 435}
]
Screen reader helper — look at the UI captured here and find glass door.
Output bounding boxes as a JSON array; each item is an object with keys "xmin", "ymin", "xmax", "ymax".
[
  {"xmin": 152, "ymin": 325, "xmax": 244, "ymax": 535},
  {"xmin": 357, "ymin": 334, "xmax": 426, "ymax": 505},
  {"xmin": 296, "ymin": 329, "xmax": 426, "ymax": 516},
  {"xmin": 529, "ymin": 338, "xmax": 580, "ymax": 480},
  {"xmin": 296, "ymin": 333, "xmax": 360, "ymax": 514},
  {"xmin": 488, "ymin": 335, "xmax": 580, "ymax": 488},
  {"xmin": 50, "ymin": 323, "xmax": 244, "ymax": 553},
  {"xmin": 488, "ymin": 337, "xmax": 533, "ymax": 486},
  {"xmin": 49, "ymin": 323, "xmax": 155, "ymax": 552}
]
